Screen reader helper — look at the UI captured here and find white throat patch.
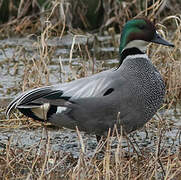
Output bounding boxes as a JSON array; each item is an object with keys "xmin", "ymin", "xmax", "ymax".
[{"xmin": 123, "ymin": 40, "xmax": 149, "ymax": 53}]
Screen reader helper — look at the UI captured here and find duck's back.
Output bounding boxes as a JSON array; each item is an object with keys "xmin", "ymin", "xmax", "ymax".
[{"xmin": 48, "ymin": 54, "xmax": 165, "ymax": 135}]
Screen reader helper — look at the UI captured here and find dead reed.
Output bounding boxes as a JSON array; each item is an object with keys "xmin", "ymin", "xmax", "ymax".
[
  {"xmin": 0, "ymin": 0, "xmax": 181, "ymax": 179},
  {"xmin": 0, "ymin": 123, "xmax": 181, "ymax": 179}
]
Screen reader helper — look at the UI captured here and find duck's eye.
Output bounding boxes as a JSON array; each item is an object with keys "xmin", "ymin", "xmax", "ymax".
[{"xmin": 139, "ymin": 25, "xmax": 145, "ymax": 29}]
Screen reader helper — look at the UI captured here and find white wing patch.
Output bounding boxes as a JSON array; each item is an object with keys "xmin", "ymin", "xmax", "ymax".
[{"xmin": 56, "ymin": 106, "xmax": 67, "ymax": 113}]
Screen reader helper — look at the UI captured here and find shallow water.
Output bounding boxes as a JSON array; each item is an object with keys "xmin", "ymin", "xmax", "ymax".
[
  {"xmin": 0, "ymin": 35, "xmax": 119, "ymax": 99},
  {"xmin": 0, "ymin": 35, "xmax": 180, "ymax": 157}
]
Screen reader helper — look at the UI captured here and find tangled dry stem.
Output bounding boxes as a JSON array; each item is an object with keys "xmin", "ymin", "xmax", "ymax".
[{"xmin": 0, "ymin": 0, "xmax": 181, "ymax": 179}]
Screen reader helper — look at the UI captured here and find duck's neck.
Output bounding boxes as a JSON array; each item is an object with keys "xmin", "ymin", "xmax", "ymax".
[
  {"xmin": 120, "ymin": 47, "xmax": 145, "ymax": 63},
  {"xmin": 119, "ymin": 40, "xmax": 149, "ymax": 66}
]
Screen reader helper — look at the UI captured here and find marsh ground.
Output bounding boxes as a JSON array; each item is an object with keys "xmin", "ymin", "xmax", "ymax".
[{"xmin": 0, "ymin": 0, "xmax": 181, "ymax": 179}]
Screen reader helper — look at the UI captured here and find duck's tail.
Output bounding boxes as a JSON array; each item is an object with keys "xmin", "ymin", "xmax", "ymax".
[{"xmin": 6, "ymin": 86, "xmax": 71, "ymax": 121}]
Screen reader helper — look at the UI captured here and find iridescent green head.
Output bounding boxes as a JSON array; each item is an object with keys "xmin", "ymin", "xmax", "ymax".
[{"xmin": 119, "ymin": 18, "xmax": 174, "ymax": 61}]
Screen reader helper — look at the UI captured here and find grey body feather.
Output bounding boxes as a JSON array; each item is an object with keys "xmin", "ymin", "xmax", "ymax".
[{"xmin": 6, "ymin": 54, "xmax": 165, "ymax": 136}]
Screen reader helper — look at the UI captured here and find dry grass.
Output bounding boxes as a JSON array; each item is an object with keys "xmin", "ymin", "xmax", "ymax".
[
  {"xmin": 0, "ymin": 122, "xmax": 181, "ymax": 179},
  {"xmin": 0, "ymin": 0, "xmax": 181, "ymax": 36},
  {"xmin": 150, "ymin": 15, "xmax": 181, "ymax": 105},
  {"xmin": 0, "ymin": 0, "xmax": 181, "ymax": 179}
]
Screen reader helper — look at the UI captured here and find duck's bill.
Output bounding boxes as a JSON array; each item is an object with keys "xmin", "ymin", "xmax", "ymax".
[{"xmin": 151, "ymin": 32, "xmax": 174, "ymax": 47}]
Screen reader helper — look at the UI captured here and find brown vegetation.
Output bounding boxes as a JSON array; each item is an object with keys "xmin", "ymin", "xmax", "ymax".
[{"xmin": 0, "ymin": 0, "xmax": 181, "ymax": 179}]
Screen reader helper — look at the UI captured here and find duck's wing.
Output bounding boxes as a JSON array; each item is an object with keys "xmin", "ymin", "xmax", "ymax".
[
  {"xmin": 6, "ymin": 69, "xmax": 116, "ymax": 119},
  {"xmin": 6, "ymin": 86, "xmax": 60, "ymax": 117}
]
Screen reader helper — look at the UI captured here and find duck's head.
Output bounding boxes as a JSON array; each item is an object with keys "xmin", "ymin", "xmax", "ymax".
[{"xmin": 119, "ymin": 18, "xmax": 174, "ymax": 62}]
